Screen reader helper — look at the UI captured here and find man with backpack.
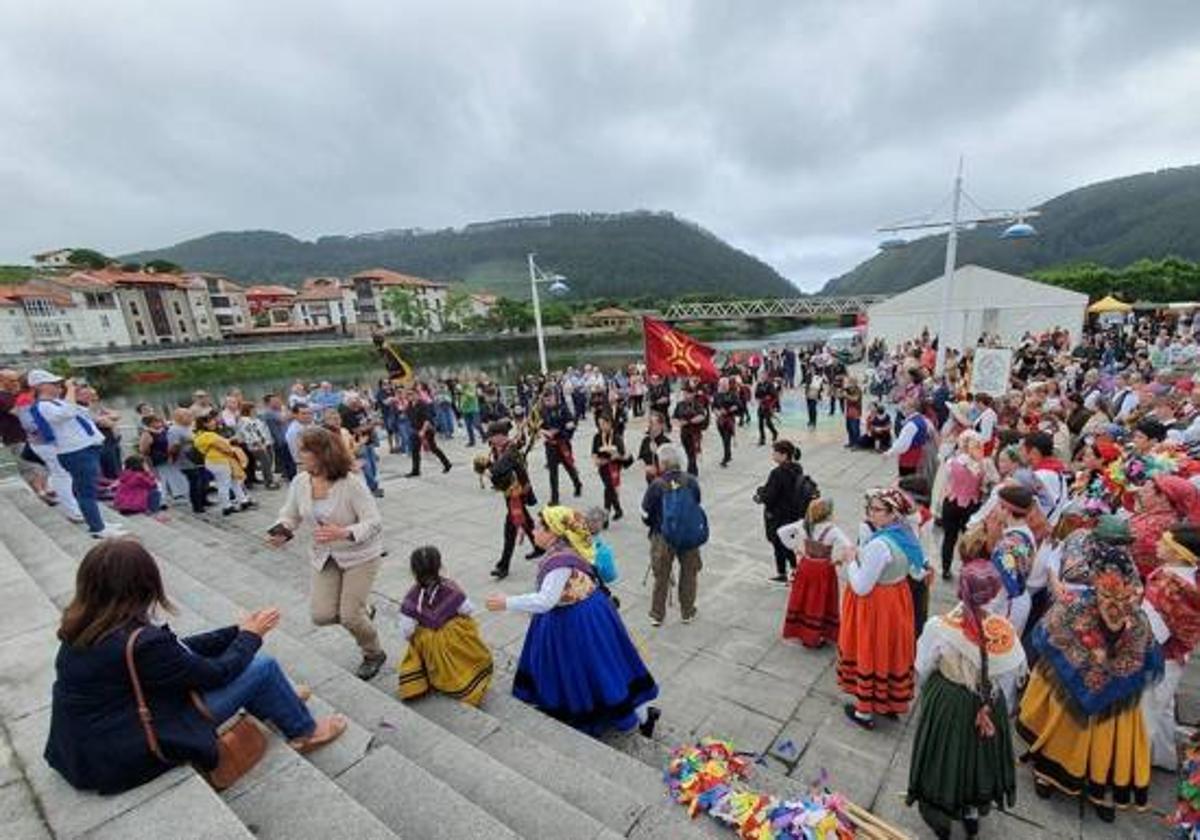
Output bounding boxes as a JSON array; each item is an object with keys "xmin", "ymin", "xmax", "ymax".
[{"xmin": 640, "ymin": 444, "xmax": 706, "ymax": 627}]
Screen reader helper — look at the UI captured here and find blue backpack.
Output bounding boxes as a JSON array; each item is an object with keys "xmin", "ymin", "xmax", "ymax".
[
  {"xmin": 593, "ymin": 538, "xmax": 618, "ymax": 584},
  {"xmin": 660, "ymin": 477, "xmax": 709, "ymax": 552}
]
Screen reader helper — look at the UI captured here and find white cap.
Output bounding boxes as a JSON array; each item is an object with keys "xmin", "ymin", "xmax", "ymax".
[{"xmin": 27, "ymin": 369, "xmax": 63, "ymax": 386}]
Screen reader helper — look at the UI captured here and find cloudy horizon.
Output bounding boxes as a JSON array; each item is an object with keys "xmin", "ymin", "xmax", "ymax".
[{"xmin": 4, "ymin": 1, "xmax": 1199, "ymax": 290}]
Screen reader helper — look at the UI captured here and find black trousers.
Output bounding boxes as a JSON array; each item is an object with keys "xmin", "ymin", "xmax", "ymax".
[
  {"xmin": 497, "ymin": 507, "xmax": 536, "ymax": 573},
  {"xmin": 805, "ymin": 398, "xmax": 818, "ymax": 427},
  {"xmin": 908, "ymin": 577, "xmax": 929, "ymax": 639},
  {"xmin": 758, "ymin": 410, "xmax": 778, "ymax": 444},
  {"xmin": 598, "ymin": 467, "xmax": 623, "ymax": 515},
  {"xmin": 630, "ymin": 395, "xmax": 644, "ymax": 416},
  {"xmin": 410, "ymin": 429, "xmax": 451, "ymax": 474},
  {"xmin": 546, "ymin": 446, "xmax": 582, "ymax": 505},
  {"xmin": 719, "ymin": 426, "xmax": 733, "ymax": 465},
  {"xmin": 940, "ymin": 498, "xmax": 979, "ymax": 573},
  {"xmin": 682, "ymin": 436, "xmax": 699, "ymax": 476},
  {"xmin": 184, "ymin": 467, "xmax": 208, "ymax": 514},
  {"xmin": 770, "ymin": 530, "xmax": 796, "ymax": 577}
]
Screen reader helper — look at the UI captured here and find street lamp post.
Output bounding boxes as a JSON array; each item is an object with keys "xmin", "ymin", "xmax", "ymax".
[
  {"xmin": 527, "ymin": 253, "xmax": 569, "ymax": 376},
  {"xmin": 876, "ymin": 158, "xmax": 1039, "ymax": 376}
]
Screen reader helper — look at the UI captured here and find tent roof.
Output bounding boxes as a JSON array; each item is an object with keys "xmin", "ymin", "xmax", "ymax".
[
  {"xmin": 1087, "ymin": 295, "xmax": 1133, "ymax": 314},
  {"xmin": 866, "ymin": 264, "xmax": 1088, "ymax": 317}
]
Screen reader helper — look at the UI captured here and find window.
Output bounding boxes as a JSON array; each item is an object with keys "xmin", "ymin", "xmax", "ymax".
[
  {"xmin": 100, "ymin": 314, "xmax": 110, "ymax": 328},
  {"xmin": 173, "ymin": 301, "xmax": 183, "ymax": 316},
  {"xmin": 136, "ymin": 322, "xmax": 146, "ymax": 336},
  {"xmin": 178, "ymin": 319, "xmax": 188, "ymax": 334},
  {"xmin": 129, "ymin": 301, "xmax": 139, "ymax": 316},
  {"xmin": 23, "ymin": 298, "xmax": 55, "ymax": 317}
]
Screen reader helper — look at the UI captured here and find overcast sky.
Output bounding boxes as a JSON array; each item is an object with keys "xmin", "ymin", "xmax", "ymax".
[{"xmin": 3, "ymin": 1, "xmax": 1199, "ymax": 290}]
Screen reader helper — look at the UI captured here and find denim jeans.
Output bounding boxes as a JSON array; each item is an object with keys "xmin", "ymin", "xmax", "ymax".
[
  {"xmin": 395, "ymin": 418, "xmax": 412, "ymax": 454},
  {"xmin": 359, "ymin": 443, "xmax": 380, "ymax": 492},
  {"xmin": 201, "ymin": 654, "xmax": 315, "ymax": 740},
  {"xmin": 463, "ymin": 411, "xmax": 481, "ymax": 446},
  {"xmin": 57, "ymin": 445, "xmax": 104, "ymax": 533}
]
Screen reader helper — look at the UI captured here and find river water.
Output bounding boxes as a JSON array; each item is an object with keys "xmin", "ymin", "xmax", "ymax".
[{"xmin": 99, "ymin": 326, "xmax": 838, "ymax": 417}]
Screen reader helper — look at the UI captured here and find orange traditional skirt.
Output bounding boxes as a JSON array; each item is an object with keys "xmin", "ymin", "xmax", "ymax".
[{"xmin": 836, "ymin": 581, "xmax": 915, "ymax": 715}]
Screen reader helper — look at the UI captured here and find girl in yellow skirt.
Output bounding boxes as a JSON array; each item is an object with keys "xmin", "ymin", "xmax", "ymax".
[
  {"xmin": 396, "ymin": 546, "xmax": 494, "ymax": 706},
  {"xmin": 1017, "ymin": 539, "xmax": 1163, "ymax": 823},
  {"xmin": 836, "ymin": 488, "xmax": 920, "ymax": 729}
]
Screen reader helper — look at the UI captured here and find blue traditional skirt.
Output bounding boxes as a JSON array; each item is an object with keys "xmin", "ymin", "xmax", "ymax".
[{"xmin": 513, "ymin": 593, "xmax": 658, "ymax": 736}]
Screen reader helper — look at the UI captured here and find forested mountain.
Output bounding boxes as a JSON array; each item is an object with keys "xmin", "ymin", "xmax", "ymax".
[
  {"xmin": 822, "ymin": 165, "xmax": 1200, "ymax": 295},
  {"xmin": 122, "ymin": 211, "xmax": 797, "ymax": 299}
]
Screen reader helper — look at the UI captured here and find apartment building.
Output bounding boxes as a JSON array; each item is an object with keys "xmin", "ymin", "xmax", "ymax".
[{"xmin": 349, "ymin": 268, "xmax": 448, "ymax": 334}]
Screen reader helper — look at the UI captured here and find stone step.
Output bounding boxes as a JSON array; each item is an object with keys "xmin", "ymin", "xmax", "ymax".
[
  {"xmin": 120, "ymin": 497, "xmax": 722, "ymax": 838},
  {"xmin": 0, "ymin": 538, "xmax": 256, "ymax": 840},
  {"xmin": 5, "ymin": 493, "xmax": 626, "ymax": 840}
]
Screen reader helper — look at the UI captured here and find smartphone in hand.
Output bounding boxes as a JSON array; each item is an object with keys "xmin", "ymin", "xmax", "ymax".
[{"xmin": 266, "ymin": 523, "xmax": 294, "ymax": 541}]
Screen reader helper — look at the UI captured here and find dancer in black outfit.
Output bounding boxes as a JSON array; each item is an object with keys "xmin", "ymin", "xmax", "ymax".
[
  {"xmin": 755, "ymin": 376, "xmax": 780, "ymax": 445},
  {"xmin": 487, "ymin": 421, "xmax": 543, "ymax": 579},
  {"xmin": 672, "ymin": 381, "xmax": 709, "ymax": 476},
  {"xmin": 405, "ymin": 388, "xmax": 451, "ymax": 476},
  {"xmin": 712, "ymin": 377, "xmax": 739, "ymax": 467},
  {"xmin": 538, "ymin": 390, "xmax": 583, "ymax": 505},
  {"xmin": 591, "ymin": 412, "xmax": 632, "ymax": 520}
]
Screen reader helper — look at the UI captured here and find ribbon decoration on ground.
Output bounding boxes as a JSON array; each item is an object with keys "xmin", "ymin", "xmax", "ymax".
[{"xmin": 664, "ymin": 737, "xmax": 873, "ymax": 839}]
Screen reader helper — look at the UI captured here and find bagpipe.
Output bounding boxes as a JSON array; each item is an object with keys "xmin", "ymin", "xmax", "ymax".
[{"xmin": 373, "ymin": 335, "xmax": 414, "ymax": 387}]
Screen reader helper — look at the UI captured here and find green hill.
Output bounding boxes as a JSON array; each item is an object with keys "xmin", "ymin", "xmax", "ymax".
[
  {"xmin": 822, "ymin": 165, "xmax": 1200, "ymax": 295},
  {"xmin": 122, "ymin": 211, "xmax": 797, "ymax": 300}
]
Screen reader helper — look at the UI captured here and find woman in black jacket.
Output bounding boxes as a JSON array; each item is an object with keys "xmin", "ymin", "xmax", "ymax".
[
  {"xmin": 754, "ymin": 440, "xmax": 810, "ymax": 582},
  {"xmin": 44, "ymin": 539, "xmax": 346, "ymax": 794}
]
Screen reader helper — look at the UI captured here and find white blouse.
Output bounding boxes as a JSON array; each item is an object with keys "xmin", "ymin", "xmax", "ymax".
[
  {"xmin": 396, "ymin": 598, "xmax": 476, "ymax": 640},
  {"xmin": 505, "ymin": 568, "xmax": 573, "ymax": 615}
]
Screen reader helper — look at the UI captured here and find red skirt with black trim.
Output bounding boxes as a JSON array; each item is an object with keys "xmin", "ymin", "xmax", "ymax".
[
  {"xmin": 836, "ymin": 580, "xmax": 915, "ymax": 715},
  {"xmin": 782, "ymin": 557, "xmax": 839, "ymax": 647}
]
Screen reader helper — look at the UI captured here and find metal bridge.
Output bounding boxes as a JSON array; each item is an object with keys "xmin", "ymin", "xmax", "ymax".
[{"xmin": 661, "ymin": 295, "xmax": 889, "ymax": 321}]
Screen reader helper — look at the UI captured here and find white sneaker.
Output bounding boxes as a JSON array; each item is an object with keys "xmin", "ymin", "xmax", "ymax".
[{"xmin": 92, "ymin": 524, "xmax": 128, "ymax": 539}]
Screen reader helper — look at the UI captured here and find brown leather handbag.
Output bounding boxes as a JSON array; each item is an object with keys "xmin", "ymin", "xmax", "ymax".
[{"xmin": 125, "ymin": 627, "xmax": 267, "ymax": 791}]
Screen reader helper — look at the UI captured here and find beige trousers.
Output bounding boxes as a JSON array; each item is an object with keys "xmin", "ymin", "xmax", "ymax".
[
  {"xmin": 649, "ymin": 534, "xmax": 702, "ymax": 621},
  {"xmin": 310, "ymin": 556, "xmax": 382, "ymax": 657}
]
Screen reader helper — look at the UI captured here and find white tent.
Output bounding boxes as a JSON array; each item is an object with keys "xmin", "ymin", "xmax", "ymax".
[{"xmin": 865, "ymin": 264, "xmax": 1088, "ymax": 351}]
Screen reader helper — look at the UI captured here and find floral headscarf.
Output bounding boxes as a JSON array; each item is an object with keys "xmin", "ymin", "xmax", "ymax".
[
  {"xmin": 865, "ymin": 487, "xmax": 912, "ymax": 517},
  {"xmin": 539, "ymin": 505, "xmax": 596, "ymax": 562}
]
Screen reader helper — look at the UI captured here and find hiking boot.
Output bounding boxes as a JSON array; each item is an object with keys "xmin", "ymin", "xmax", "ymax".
[{"xmin": 356, "ymin": 652, "xmax": 387, "ymax": 681}]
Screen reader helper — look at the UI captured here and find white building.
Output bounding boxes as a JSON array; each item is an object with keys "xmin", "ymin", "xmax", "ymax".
[
  {"xmin": 31, "ymin": 248, "xmax": 75, "ymax": 267},
  {"xmin": 69, "ymin": 269, "xmax": 222, "ymax": 345},
  {"xmin": 349, "ymin": 268, "xmax": 449, "ymax": 334},
  {"xmin": 293, "ymin": 277, "xmax": 357, "ymax": 330},
  {"xmin": 0, "ymin": 276, "xmax": 133, "ymax": 354},
  {"xmin": 865, "ymin": 264, "xmax": 1089, "ymax": 351},
  {"xmin": 191, "ymin": 273, "xmax": 250, "ymax": 335}
]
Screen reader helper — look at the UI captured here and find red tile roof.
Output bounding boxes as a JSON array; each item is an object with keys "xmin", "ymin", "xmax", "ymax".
[
  {"xmin": 296, "ymin": 278, "xmax": 348, "ymax": 301},
  {"xmin": 351, "ymin": 268, "xmax": 448, "ymax": 289},
  {"xmin": 0, "ymin": 281, "xmax": 75, "ymax": 307},
  {"xmin": 243, "ymin": 285, "xmax": 298, "ymax": 298}
]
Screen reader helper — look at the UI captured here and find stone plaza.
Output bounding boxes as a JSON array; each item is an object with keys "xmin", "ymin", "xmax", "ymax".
[{"xmin": 0, "ymin": 391, "xmax": 1191, "ymax": 839}]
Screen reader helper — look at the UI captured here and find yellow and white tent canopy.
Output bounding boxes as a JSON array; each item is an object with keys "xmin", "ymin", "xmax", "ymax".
[{"xmin": 1087, "ymin": 295, "xmax": 1133, "ymax": 315}]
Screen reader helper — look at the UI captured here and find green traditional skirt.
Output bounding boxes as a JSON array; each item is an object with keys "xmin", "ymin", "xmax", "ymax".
[{"xmin": 907, "ymin": 671, "xmax": 1017, "ymax": 823}]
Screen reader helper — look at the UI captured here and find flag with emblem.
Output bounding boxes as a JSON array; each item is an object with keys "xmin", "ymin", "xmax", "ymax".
[{"xmin": 642, "ymin": 317, "xmax": 719, "ymax": 382}]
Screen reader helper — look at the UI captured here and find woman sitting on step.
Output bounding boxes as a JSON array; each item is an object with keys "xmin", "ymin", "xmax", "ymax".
[
  {"xmin": 45, "ymin": 538, "xmax": 345, "ymax": 795},
  {"xmin": 396, "ymin": 546, "xmax": 494, "ymax": 707},
  {"xmin": 485, "ymin": 505, "xmax": 661, "ymax": 737}
]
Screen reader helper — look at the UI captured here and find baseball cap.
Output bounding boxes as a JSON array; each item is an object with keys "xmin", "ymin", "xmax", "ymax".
[{"xmin": 27, "ymin": 369, "xmax": 63, "ymax": 387}]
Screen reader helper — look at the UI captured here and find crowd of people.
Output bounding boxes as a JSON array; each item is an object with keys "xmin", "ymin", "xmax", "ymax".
[{"xmin": 17, "ymin": 307, "xmax": 1200, "ymax": 837}]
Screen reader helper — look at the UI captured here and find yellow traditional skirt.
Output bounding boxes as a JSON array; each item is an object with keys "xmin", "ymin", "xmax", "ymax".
[
  {"xmin": 397, "ymin": 616, "xmax": 494, "ymax": 707},
  {"xmin": 1016, "ymin": 661, "xmax": 1151, "ymax": 810}
]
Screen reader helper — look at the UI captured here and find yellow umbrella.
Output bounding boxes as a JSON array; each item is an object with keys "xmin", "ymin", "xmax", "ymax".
[{"xmin": 1088, "ymin": 295, "xmax": 1132, "ymax": 314}]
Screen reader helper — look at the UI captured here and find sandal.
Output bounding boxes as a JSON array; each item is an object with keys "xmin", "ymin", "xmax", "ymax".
[
  {"xmin": 289, "ymin": 714, "xmax": 347, "ymax": 754},
  {"xmin": 295, "ymin": 684, "xmax": 312, "ymax": 703}
]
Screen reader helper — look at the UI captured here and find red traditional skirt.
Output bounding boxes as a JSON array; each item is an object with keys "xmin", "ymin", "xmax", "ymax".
[
  {"xmin": 836, "ymin": 580, "xmax": 915, "ymax": 715},
  {"xmin": 782, "ymin": 555, "xmax": 839, "ymax": 648}
]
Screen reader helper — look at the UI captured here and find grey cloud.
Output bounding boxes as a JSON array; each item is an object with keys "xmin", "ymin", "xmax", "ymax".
[{"xmin": 2, "ymin": 0, "xmax": 1199, "ymax": 289}]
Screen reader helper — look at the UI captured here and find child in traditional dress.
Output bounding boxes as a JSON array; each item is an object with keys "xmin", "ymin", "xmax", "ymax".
[
  {"xmin": 780, "ymin": 499, "xmax": 850, "ymax": 648},
  {"xmin": 396, "ymin": 546, "xmax": 493, "ymax": 707}
]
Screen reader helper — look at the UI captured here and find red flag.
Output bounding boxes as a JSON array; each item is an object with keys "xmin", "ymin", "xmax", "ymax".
[{"xmin": 643, "ymin": 317, "xmax": 719, "ymax": 382}]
